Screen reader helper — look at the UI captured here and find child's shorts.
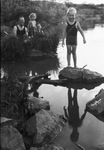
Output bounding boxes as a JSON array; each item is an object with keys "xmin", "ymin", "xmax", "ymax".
[{"xmin": 66, "ymin": 36, "xmax": 77, "ymax": 45}]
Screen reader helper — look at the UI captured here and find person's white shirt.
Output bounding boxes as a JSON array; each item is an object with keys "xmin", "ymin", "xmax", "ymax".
[{"xmin": 30, "ymin": 20, "xmax": 36, "ymax": 28}]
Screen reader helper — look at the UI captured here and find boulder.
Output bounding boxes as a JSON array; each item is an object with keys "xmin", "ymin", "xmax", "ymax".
[
  {"xmin": 28, "ymin": 96, "xmax": 50, "ymax": 114},
  {"xmin": 0, "ymin": 125, "xmax": 26, "ymax": 150},
  {"xmin": 95, "ymin": 143, "xmax": 104, "ymax": 150},
  {"xmin": 59, "ymin": 67, "xmax": 104, "ymax": 83},
  {"xmin": 86, "ymin": 89, "xmax": 104, "ymax": 122},
  {"xmin": 29, "ymin": 145, "xmax": 64, "ymax": 150},
  {"xmin": 26, "ymin": 109, "xmax": 65, "ymax": 145}
]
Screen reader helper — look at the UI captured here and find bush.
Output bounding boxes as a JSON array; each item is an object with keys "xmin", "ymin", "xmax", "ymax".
[
  {"xmin": 1, "ymin": 35, "xmax": 26, "ymax": 61},
  {"xmin": 1, "ymin": 73, "xmax": 28, "ymax": 119},
  {"xmin": 1, "ymin": 30, "xmax": 60, "ymax": 62}
]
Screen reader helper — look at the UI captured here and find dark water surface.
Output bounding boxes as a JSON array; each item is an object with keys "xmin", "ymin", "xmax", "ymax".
[{"xmin": 1, "ymin": 24, "xmax": 104, "ymax": 150}]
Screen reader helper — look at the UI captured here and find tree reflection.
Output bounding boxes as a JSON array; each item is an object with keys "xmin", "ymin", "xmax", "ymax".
[
  {"xmin": 63, "ymin": 88, "xmax": 87, "ymax": 143},
  {"xmin": 1, "ymin": 56, "xmax": 60, "ymax": 78}
]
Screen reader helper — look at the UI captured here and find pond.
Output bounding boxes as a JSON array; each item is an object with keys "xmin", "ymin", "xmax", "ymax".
[
  {"xmin": 38, "ymin": 24, "xmax": 104, "ymax": 150},
  {"xmin": 1, "ymin": 24, "xmax": 104, "ymax": 150}
]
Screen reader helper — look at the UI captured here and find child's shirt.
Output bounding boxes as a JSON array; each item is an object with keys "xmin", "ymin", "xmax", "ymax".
[{"xmin": 28, "ymin": 20, "xmax": 37, "ymax": 28}]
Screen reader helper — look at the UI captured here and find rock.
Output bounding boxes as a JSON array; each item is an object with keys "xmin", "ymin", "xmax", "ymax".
[
  {"xmin": 59, "ymin": 67, "xmax": 104, "ymax": 83},
  {"xmin": 28, "ymin": 96, "xmax": 50, "ymax": 114},
  {"xmin": 86, "ymin": 89, "xmax": 104, "ymax": 122},
  {"xmin": 29, "ymin": 145, "xmax": 64, "ymax": 150},
  {"xmin": 29, "ymin": 147, "xmax": 38, "ymax": 150},
  {"xmin": 0, "ymin": 125, "xmax": 26, "ymax": 150},
  {"xmin": 96, "ymin": 143, "xmax": 104, "ymax": 150},
  {"xmin": 26, "ymin": 109, "xmax": 65, "ymax": 145},
  {"xmin": 46, "ymin": 145, "xmax": 64, "ymax": 150}
]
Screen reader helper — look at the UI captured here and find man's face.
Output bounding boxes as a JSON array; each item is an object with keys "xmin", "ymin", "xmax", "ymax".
[{"xmin": 19, "ymin": 17, "xmax": 25, "ymax": 26}]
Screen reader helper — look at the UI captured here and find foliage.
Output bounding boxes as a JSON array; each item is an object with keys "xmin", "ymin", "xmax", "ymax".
[
  {"xmin": 1, "ymin": 29, "xmax": 60, "ymax": 61},
  {"xmin": 1, "ymin": 35, "xmax": 30, "ymax": 62},
  {"xmin": 1, "ymin": 0, "xmax": 67, "ymax": 27},
  {"xmin": 1, "ymin": 0, "xmax": 66, "ymax": 62},
  {"xmin": 30, "ymin": 28, "xmax": 60, "ymax": 53},
  {"xmin": 0, "ymin": 73, "xmax": 28, "ymax": 119}
]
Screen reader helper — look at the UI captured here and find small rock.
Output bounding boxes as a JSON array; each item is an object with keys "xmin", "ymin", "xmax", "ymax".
[
  {"xmin": 96, "ymin": 143, "xmax": 104, "ymax": 150},
  {"xmin": 28, "ymin": 96, "xmax": 50, "ymax": 114}
]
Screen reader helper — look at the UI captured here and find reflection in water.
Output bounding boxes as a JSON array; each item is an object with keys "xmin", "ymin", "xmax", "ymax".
[
  {"xmin": 1, "ymin": 56, "xmax": 60, "ymax": 78},
  {"xmin": 63, "ymin": 88, "xmax": 87, "ymax": 143}
]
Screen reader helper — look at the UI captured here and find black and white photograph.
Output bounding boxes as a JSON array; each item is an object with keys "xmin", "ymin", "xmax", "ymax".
[{"xmin": 1, "ymin": 0, "xmax": 104, "ymax": 150}]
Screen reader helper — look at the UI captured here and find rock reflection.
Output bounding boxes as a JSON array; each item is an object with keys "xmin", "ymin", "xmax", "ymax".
[{"xmin": 63, "ymin": 88, "xmax": 87, "ymax": 143}]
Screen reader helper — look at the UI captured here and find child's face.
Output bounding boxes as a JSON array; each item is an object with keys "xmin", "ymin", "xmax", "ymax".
[
  {"xmin": 31, "ymin": 15, "xmax": 36, "ymax": 20},
  {"xmin": 67, "ymin": 12, "xmax": 76, "ymax": 22}
]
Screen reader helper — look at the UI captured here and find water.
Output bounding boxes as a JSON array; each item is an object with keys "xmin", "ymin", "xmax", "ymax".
[
  {"xmin": 1, "ymin": 24, "xmax": 104, "ymax": 150},
  {"xmin": 38, "ymin": 24, "xmax": 104, "ymax": 150}
]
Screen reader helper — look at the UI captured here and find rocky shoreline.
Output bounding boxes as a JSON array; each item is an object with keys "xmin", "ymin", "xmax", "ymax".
[{"xmin": 1, "ymin": 67, "xmax": 104, "ymax": 150}]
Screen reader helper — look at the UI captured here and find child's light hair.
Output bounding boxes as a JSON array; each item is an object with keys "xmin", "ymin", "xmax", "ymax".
[
  {"xmin": 29, "ymin": 13, "xmax": 37, "ymax": 19},
  {"xmin": 67, "ymin": 7, "xmax": 77, "ymax": 15}
]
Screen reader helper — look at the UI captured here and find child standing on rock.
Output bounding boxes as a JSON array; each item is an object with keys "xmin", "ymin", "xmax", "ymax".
[{"xmin": 62, "ymin": 7, "xmax": 86, "ymax": 68}]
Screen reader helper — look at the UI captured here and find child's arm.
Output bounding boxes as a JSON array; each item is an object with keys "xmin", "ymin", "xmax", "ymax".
[{"xmin": 77, "ymin": 22, "xmax": 86, "ymax": 44}]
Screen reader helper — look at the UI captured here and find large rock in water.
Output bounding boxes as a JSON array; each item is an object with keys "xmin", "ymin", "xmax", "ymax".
[
  {"xmin": 86, "ymin": 89, "xmax": 104, "ymax": 122},
  {"xmin": 59, "ymin": 67, "xmax": 104, "ymax": 83},
  {"xmin": 26, "ymin": 109, "xmax": 65, "ymax": 145}
]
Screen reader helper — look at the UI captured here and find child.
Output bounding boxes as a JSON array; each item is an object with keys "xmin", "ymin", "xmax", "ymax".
[
  {"xmin": 27, "ymin": 13, "xmax": 37, "ymax": 37},
  {"xmin": 13, "ymin": 16, "xmax": 28, "ymax": 39},
  {"xmin": 62, "ymin": 7, "xmax": 86, "ymax": 68}
]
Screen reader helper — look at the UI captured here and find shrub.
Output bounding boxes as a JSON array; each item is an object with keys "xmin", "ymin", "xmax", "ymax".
[{"xmin": 1, "ymin": 73, "xmax": 28, "ymax": 119}]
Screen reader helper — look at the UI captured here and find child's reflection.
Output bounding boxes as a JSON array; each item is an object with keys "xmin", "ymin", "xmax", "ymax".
[{"xmin": 63, "ymin": 88, "xmax": 87, "ymax": 143}]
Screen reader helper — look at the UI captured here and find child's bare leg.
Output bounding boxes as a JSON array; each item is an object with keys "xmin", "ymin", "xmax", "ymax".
[
  {"xmin": 72, "ymin": 45, "xmax": 77, "ymax": 68},
  {"xmin": 67, "ymin": 45, "xmax": 71, "ymax": 67}
]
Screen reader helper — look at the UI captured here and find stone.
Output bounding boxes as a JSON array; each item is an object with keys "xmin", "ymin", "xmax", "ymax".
[
  {"xmin": 26, "ymin": 109, "xmax": 65, "ymax": 145},
  {"xmin": 96, "ymin": 143, "xmax": 104, "ymax": 150},
  {"xmin": 86, "ymin": 89, "xmax": 104, "ymax": 122},
  {"xmin": 0, "ymin": 125, "xmax": 26, "ymax": 150},
  {"xmin": 28, "ymin": 96, "xmax": 50, "ymax": 114},
  {"xmin": 29, "ymin": 145, "xmax": 64, "ymax": 150},
  {"xmin": 59, "ymin": 67, "xmax": 104, "ymax": 83}
]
